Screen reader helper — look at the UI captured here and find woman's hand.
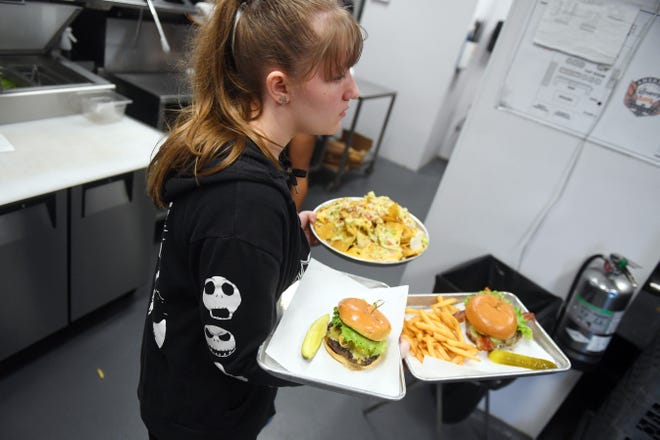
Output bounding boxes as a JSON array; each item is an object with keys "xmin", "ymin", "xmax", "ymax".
[
  {"xmin": 399, "ymin": 336, "xmax": 410, "ymax": 359},
  {"xmin": 298, "ymin": 210, "xmax": 320, "ymax": 246}
]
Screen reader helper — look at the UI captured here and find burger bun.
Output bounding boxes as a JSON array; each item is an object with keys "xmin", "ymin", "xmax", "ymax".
[
  {"xmin": 337, "ymin": 298, "xmax": 391, "ymax": 341},
  {"xmin": 465, "ymin": 294, "xmax": 517, "ymax": 340}
]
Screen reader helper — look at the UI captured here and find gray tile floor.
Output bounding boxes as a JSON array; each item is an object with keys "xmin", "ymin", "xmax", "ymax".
[{"xmin": 0, "ymin": 157, "xmax": 531, "ymax": 440}]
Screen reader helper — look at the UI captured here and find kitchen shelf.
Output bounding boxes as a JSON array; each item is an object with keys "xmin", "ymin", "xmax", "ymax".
[{"xmin": 320, "ymin": 77, "xmax": 397, "ymax": 191}]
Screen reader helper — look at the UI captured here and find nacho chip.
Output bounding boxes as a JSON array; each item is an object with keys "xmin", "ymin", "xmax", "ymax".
[
  {"xmin": 313, "ymin": 192, "xmax": 428, "ymax": 262},
  {"xmin": 314, "ymin": 222, "xmax": 337, "ymax": 241},
  {"xmin": 382, "ymin": 203, "xmax": 401, "ymax": 223},
  {"xmin": 376, "ymin": 222, "xmax": 404, "ymax": 251},
  {"xmin": 329, "ymin": 236, "xmax": 355, "ymax": 253}
]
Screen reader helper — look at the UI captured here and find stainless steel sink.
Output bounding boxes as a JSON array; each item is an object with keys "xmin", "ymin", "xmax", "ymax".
[
  {"xmin": 0, "ymin": 2, "xmax": 115, "ymax": 124},
  {"xmin": 1, "ymin": 58, "xmax": 90, "ymax": 91},
  {"xmin": 0, "ymin": 55, "xmax": 114, "ymax": 124}
]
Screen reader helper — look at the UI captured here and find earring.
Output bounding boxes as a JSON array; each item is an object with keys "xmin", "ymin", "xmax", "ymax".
[{"xmin": 279, "ymin": 96, "xmax": 289, "ymax": 105}]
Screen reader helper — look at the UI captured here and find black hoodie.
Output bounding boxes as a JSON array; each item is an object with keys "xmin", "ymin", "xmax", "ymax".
[{"xmin": 138, "ymin": 140, "xmax": 310, "ymax": 440}]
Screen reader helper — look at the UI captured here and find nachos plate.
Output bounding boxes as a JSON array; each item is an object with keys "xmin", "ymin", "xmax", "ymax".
[{"xmin": 311, "ymin": 192, "xmax": 429, "ymax": 265}]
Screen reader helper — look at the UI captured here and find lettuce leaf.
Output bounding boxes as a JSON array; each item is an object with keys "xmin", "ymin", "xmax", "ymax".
[
  {"xmin": 514, "ymin": 306, "xmax": 533, "ymax": 339},
  {"xmin": 331, "ymin": 308, "xmax": 388, "ymax": 357}
]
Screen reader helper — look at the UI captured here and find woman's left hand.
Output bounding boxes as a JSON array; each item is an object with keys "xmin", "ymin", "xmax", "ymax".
[
  {"xmin": 298, "ymin": 210, "xmax": 319, "ymax": 246},
  {"xmin": 399, "ymin": 336, "xmax": 410, "ymax": 359}
]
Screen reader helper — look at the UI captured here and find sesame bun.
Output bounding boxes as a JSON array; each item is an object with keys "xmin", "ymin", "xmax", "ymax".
[
  {"xmin": 465, "ymin": 294, "xmax": 516, "ymax": 340},
  {"xmin": 338, "ymin": 298, "xmax": 392, "ymax": 342}
]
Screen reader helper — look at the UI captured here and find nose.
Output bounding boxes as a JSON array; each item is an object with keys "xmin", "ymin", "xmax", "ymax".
[{"xmin": 343, "ymin": 71, "xmax": 360, "ymax": 101}]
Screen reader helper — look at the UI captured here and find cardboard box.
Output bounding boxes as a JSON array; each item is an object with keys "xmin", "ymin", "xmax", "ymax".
[{"xmin": 323, "ymin": 130, "xmax": 372, "ymax": 169}]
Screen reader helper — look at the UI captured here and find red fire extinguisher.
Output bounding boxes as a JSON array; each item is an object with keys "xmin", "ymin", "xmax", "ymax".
[{"xmin": 554, "ymin": 253, "xmax": 639, "ymax": 370}]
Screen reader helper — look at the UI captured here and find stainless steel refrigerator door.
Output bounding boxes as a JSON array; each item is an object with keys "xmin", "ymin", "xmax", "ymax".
[
  {"xmin": 0, "ymin": 191, "xmax": 68, "ymax": 361},
  {"xmin": 69, "ymin": 170, "xmax": 155, "ymax": 321}
]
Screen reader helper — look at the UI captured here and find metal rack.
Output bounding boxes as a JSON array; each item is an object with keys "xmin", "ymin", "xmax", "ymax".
[{"xmin": 319, "ymin": 77, "xmax": 397, "ymax": 190}]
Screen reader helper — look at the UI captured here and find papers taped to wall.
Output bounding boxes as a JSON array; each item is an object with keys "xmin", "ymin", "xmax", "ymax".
[{"xmin": 533, "ymin": 0, "xmax": 638, "ymax": 66}]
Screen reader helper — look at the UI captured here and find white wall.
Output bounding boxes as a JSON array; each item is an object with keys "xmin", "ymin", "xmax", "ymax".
[
  {"xmin": 433, "ymin": 0, "xmax": 513, "ymax": 161},
  {"xmin": 350, "ymin": 0, "xmax": 478, "ymax": 171},
  {"xmin": 401, "ymin": 0, "xmax": 660, "ymax": 437}
]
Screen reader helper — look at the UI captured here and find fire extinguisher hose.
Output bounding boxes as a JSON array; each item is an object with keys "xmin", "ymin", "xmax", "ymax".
[{"xmin": 552, "ymin": 254, "xmax": 605, "ymax": 337}]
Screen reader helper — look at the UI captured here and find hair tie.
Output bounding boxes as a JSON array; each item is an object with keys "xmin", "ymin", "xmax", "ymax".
[{"xmin": 231, "ymin": 2, "xmax": 247, "ymax": 57}]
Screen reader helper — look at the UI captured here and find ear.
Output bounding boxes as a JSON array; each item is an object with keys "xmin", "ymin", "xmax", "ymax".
[{"xmin": 265, "ymin": 70, "xmax": 290, "ymax": 105}]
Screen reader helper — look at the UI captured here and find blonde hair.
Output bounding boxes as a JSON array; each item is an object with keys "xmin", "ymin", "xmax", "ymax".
[{"xmin": 147, "ymin": 0, "xmax": 363, "ymax": 207}]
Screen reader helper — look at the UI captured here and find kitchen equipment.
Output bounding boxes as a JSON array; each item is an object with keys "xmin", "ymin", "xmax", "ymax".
[
  {"xmin": 554, "ymin": 253, "xmax": 639, "ymax": 370},
  {"xmin": 0, "ymin": 1, "xmax": 114, "ymax": 123},
  {"xmin": 70, "ymin": 8, "xmax": 193, "ymax": 131},
  {"xmin": 320, "ymin": 78, "xmax": 397, "ymax": 190},
  {"xmin": 85, "ymin": 0, "xmax": 196, "ymax": 16},
  {"xmin": 110, "ymin": 71, "xmax": 191, "ymax": 130},
  {"xmin": 0, "ymin": 191, "xmax": 68, "ymax": 361},
  {"xmin": 69, "ymin": 170, "xmax": 156, "ymax": 321},
  {"xmin": 80, "ymin": 90, "xmax": 132, "ymax": 123},
  {"xmin": 144, "ymin": 0, "xmax": 171, "ymax": 53}
]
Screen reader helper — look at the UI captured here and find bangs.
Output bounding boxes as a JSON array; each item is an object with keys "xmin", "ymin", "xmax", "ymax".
[{"xmin": 306, "ymin": 9, "xmax": 364, "ymax": 81}]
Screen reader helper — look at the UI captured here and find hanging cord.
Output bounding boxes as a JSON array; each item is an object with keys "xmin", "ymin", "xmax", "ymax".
[
  {"xmin": 513, "ymin": 3, "xmax": 660, "ymax": 272},
  {"xmin": 132, "ymin": 9, "xmax": 144, "ymax": 47},
  {"xmin": 551, "ymin": 253, "xmax": 604, "ymax": 337},
  {"xmin": 280, "ymin": 152, "xmax": 307, "ymax": 194}
]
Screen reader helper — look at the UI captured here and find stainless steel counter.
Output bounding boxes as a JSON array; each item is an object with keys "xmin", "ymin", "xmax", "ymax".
[{"xmin": 0, "ymin": 114, "xmax": 164, "ymax": 206}]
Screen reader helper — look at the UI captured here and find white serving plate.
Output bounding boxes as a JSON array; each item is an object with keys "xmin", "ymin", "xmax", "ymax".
[{"xmin": 310, "ymin": 197, "xmax": 429, "ymax": 266}]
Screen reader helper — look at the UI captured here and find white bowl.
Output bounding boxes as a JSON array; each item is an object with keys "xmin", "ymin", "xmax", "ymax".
[{"xmin": 311, "ymin": 197, "xmax": 430, "ymax": 266}]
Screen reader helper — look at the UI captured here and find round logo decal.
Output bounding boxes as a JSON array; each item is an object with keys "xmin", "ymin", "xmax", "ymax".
[{"xmin": 624, "ymin": 77, "xmax": 660, "ymax": 117}]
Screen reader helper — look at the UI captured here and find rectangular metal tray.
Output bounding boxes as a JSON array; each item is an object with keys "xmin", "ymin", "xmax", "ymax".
[
  {"xmin": 257, "ymin": 273, "xmax": 406, "ymax": 401},
  {"xmin": 404, "ymin": 292, "xmax": 571, "ymax": 382},
  {"xmin": 257, "ymin": 333, "xmax": 406, "ymax": 401}
]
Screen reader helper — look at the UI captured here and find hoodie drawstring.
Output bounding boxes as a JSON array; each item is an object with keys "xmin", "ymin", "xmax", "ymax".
[{"xmin": 280, "ymin": 152, "xmax": 307, "ymax": 194}]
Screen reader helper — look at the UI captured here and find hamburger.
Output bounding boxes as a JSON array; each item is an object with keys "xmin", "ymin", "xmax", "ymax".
[
  {"xmin": 324, "ymin": 298, "xmax": 392, "ymax": 370},
  {"xmin": 463, "ymin": 290, "xmax": 533, "ymax": 352}
]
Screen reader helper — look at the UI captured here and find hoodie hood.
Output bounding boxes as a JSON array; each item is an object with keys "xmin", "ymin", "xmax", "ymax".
[{"xmin": 162, "ymin": 139, "xmax": 291, "ymax": 204}]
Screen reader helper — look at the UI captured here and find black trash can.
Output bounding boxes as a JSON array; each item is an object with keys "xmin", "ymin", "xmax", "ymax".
[{"xmin": 433, "ymin": 254, "xmax": 563, "ymax": 423}]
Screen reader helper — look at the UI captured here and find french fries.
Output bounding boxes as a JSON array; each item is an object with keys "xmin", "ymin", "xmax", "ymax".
[{"xmin": 402, "ymin": 296, "xmax": 480, "ymax": 365}]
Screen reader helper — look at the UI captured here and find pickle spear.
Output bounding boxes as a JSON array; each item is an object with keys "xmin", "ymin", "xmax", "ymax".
[
  {"xmin": 488, "ymin": 349, "xmax": 557, "ymax": 370},
  {"xmin": 301, "ymin": 313, "xmax": 330, "ymax": 360}
]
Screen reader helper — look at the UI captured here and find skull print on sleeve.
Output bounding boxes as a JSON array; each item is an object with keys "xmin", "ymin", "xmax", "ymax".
[{"xmin": 195, "ymin": 236, "xmax": 295, "ymax": 386}]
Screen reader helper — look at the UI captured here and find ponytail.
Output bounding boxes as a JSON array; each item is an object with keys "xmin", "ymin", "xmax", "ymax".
[{"xmin": 146, "ymin": 0, "xmax": 363, "ymax": 208}]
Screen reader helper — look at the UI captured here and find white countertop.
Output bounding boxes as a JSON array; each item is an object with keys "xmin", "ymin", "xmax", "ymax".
[{"xmin": 0, "ymin": 114, "xmax": 165, "ymax": 206}]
